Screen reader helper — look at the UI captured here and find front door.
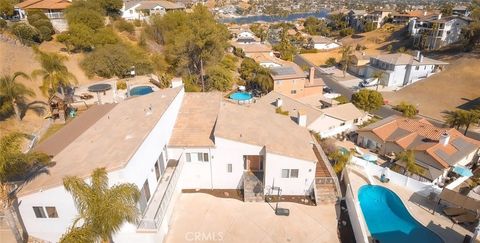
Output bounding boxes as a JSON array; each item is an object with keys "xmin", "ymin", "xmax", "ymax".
[{"xmin": 247, "ymin": 156, "xmax": 263, "ymax": 172}]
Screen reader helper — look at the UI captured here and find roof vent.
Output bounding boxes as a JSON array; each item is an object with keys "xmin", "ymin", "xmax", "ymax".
[
  {"xmin": 297, "ymin": 110, "xmax": 307, "ymax": 127},
  {"xmin": 439, "ymin": 131, "xmax": 450, "ymax": 146}
]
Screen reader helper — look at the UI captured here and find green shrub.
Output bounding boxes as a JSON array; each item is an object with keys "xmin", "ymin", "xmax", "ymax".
[
  {"xmin": 27, "ymin": 10, "xmax": 49, "ymax": 24},
  {"xmin": 325, "ymin": 57, "xmax": 336, "ymax": 67},
  {"xmin": 339, "ymin": 27, "xmax": 354, "ymax": 37},
  {"xmin": 116, "ymin": 80, "xmax": 127, "ymax": 90},
  {"xmin": 275, "ymin": 107, "xmax": 289, "ymax": 116},
  {"xmin": 115, "ymin": 19, "xmax": 134, "ymax": 33},
  {"xmin": 11, "ymin": 23, "xmax": 42, "ymax": 44},
  {"xmin": 299, "ymin": 48, "xmax": 318, "ymax": 54},
  {"xmin": 66, "ymin": 7, "xmax": 104, "ymax": 30},
  {"xmin": 0, "ymin": 19, "xmax": 7, "ymax": 30},
  {"xmin": 37, "ymin": 25, "xmax": 53, "ymax": 41}
]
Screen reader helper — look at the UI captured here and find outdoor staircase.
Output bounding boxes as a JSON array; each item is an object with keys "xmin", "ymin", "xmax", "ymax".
[
  {"xmin": 243, "ymin": 171, "xmax": 265, "ymax": 202},
  {"xmin": 314, "ymin": 181, "xmax": 338, "ymax": 204}
]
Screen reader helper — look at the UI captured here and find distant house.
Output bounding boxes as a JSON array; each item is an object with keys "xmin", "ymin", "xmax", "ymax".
[
  {"xmin": 256, "ymin": 92, "xmax": 368, "ymax": 138},
  {"xmin": 365, "ymin": 52, "xmax": 448, "ymax": 87},
  {"xmin": 391, "ymin": 10, "xmax": 438, "ymax": 24},
  {"xmin": 310, "ymin": 36, "xmax": 341, "ymax": 51},
  {"xmin": 408, "ymin": 15, "xmax": 470, "ymax": 50},
  {"xmin": 121, "ymin": 0, "xmax": 185, "ymax": 20},
  {"xmin": 15, "ymin": 0, "xmax": 71, "ymax": 19},
  {"xmin": 452, "ymin": 6, "xmax": 471, "ymax": 17},
  {"xmin": 357, "ymin": 116, "xmax": 480, "ymax": 182},
  {"xmin": 347, "ymin": 9, "xmax": 391, "ymax": 31},
  {"xmin": 348, "ymin": 51, "xmax": 371, "ymax": 77}
]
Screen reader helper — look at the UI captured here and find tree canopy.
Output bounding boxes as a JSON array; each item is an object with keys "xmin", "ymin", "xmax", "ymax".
[
  {"xmin": 394, "ymin": 101, "xmax": 418, "ymax": 118},
  {"xmin": 351, "ymin": 89, "xmax": 384, "ymax": 112},
  {"xmin": 303, "ymin": 17, "xmax": 331, "ymax": 36},
  {"xmin": 239, "ymin": 58, "xmax": 273, "ymax": 94},
  {"xmin": 0, "ymin": 72, "xmax": 35, "ymax": 120}
]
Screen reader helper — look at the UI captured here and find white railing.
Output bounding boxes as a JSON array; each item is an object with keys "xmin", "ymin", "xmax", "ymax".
[
  {"xmin": 344, "ymin": 169, "xmax": 371, "ymax": 243},
  {"xmin": 137, "ymin": 153, "xmax": 184, "ymax": 230},
  {"xmin": 45, "ymin": 12, "xmax": 64, "ymax": 19},
  {"xmin": 350, "ymin": 156, "xmax": 441, "ymax": 197}
]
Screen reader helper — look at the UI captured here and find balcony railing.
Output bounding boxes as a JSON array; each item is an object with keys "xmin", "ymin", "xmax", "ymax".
[
  {"xmin": 45, "ymin": 12, "xmax": 64, "ymax": 19},
  {"xmin": 137, "ymin": 153, "xmax": 184, "ymax": 231}
]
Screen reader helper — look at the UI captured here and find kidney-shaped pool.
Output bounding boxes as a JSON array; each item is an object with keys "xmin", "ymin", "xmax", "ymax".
[{"xmin": 358, "ymin": 185, "xmax": 444, "ymax": 243}]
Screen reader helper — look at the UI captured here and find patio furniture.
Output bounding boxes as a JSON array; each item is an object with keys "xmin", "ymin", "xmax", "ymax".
[
  {"xmin": 451, "ymin": 211, "xmax": 479, "ymax": 225},
  {"xmin": 444, "ymin": 207, "xmax": 468, "ymax": 216}
]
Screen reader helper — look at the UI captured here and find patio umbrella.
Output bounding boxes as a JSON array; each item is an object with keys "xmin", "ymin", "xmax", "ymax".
[{"xmin": 452, "ymin": 165, "xmax": 473, "ymax": 177}]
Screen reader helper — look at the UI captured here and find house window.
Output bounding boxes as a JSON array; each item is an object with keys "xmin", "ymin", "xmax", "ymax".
[
  {"xmin": 197, "ymin": 153, "xmax": 209, "ymax": 162},
  {"xmin": 290, "ymin": 169, "xmax": 299, "ymax": 178},
  {"xmin": 291, "ymin": 90, "xmax": 297, "ymax": 94},
  {"xmin": 129, "ymin": 10, "xmax": 133, "ymax": 14},
  {"xmin": 354, "ymin": 118, "xmax": 359, "ymax": 123},
  {"xmin": 154, "ymin": 161, "xmax": 160, "ymax": 181},
  {"xmin": 281, "ymin": 169, "xmax": 290, "ymax": 178},
  {"xmin": 416, "ymin": 66, "xmax": 419, "ymax": 70},
  {"xmin": 186, "ymin": 153, "xmax": 191, "ymax": 162},
  {"xmin": 227, "ymin": 164, "xmax": 232, "ymax": 173},
  {"xmin": 45, "ymin": 207, "xmax": 58, "ymax": 218},
  {"xmin": 33, "ymin": 207, "xmax": 46, "ymax": 218},
  {"xmin": 340, "ymin": 122, "xmax": 346, "ymax": 126}
]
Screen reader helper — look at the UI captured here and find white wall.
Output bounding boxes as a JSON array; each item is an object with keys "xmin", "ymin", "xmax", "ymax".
[
  {"xmin": 309, "ymin": 115, "xmax": 354, "ymax": 138},
  {"xmin": 18, "ymin": 88, "xmax": 185, "ymax": 242},
  {"xmin": 174, "ymin": 147, "xmax": 214, "ymax": 189},
  {"xmin": 122, "ymin": 4, "xmax": 142, "ymax": 20},
  {"xmin": 264, "ymin": 153, "xmax": 316, "ymax": 196},
  {"xmin": 314, "ymin": 43, "xmax": 340, "ymax": 50}
]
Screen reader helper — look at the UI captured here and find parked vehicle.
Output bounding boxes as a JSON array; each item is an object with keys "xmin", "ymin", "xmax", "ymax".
[
  {"xmin": 359, "ymin": 78, "xmax": 379, "ymax": 88},
  {"xmin": 323, "ymin": 86, "xmax": 332, "ymax": 93}
]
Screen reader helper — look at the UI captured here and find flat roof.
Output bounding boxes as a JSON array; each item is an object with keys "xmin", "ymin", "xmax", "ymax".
[
  {"xmin": 35, "ymin": 103, "xmax": 117, "ymax": 156},
  {"xmin": 215, "ymin": 102, "xmax": 317, "ymax": 162},
  {"xmin": 322, "ymin": 103, "xmax": 366, "ymax": 121},
  {"xmin": 20, "ymin": 87, "xmax": 183, "ymax": 196},
  {"xmin": 168, "ymin": 92, "xmax": 221, "ymax": 147}
]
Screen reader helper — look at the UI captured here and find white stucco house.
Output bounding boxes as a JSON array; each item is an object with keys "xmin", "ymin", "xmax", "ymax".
[
  {"xmin": 408, "ymin": 15, "xmax": 471, "ymax": 50},
  {"xmin": 310, "ymin": 36, "xmax": 341, "ymax": 50},
  {"xmin": 365, "ymin": 52, "xmax": 448, "ymax": 88},
  {"xmin": 255, "ymin": 91, "xmax": 369, "ymax": 138},
  {"xmin": 121, "ymin": 0, "xmax": 185, "ymax": 20},
  {"xmin": 18, "ymin": 87, "xmax": 337, "ymax": 242}
]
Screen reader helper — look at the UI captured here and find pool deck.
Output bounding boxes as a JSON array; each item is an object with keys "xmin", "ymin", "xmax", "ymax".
[{"xmin": 345, "ymin": 165, "xmax": 475, "ymax": 243}]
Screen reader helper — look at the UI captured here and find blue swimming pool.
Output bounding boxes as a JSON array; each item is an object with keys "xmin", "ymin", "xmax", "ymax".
[
  {"xmin": 358, "ymin": 185, "xmax": 443, "ymax": 243},
  {"xmin": 130, "ymin": 86, "xmax": 153, "ymax": 96},
  {"xmin": 229, "ymin": 92, "xmax": 252, "ymax": 101}
]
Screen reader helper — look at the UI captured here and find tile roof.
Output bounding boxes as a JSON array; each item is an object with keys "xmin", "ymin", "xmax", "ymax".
[
  {"xmin": 310, "ymin": 36, "xmax": 336, "ymax": 44},
  {"xmin": 372, "ymin": 53, "xmax": 448, "ymax": 66},
  {"xmin": 20, "ymin": 87, "xmax": 183, "ymax": 196},
  {"xmin": 321, "ymin": 103, "xmax": 366, "ymax": 122},
  {"xmin": 168, "ymin": 92, "xmax": 221, "ymax": 147},
  {"xmin": 359, "ymin": 116, "xmax": 480, "ymax": 168},
  {"xmin": 254, "ymin": 91, "xmax": 323, "ymax": 126},
  {"xmin": 125, "ymin": 0, "xmax": 185, "ymax": 11},
  {"xmin": 16, "ymin": 0, "xmax": 70, "ymax": 9},
  {"xmin": 230, "ymin": 41, "xmax": 272, "ymax": 54},
  {"xmin": 215, "ymin": 102, "xmax": 317, "ymax": 162}
]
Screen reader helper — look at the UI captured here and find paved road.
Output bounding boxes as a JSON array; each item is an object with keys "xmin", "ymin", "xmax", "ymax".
[{"xmin": 294, "ymin": 55, "xmax": 480, "ymax": 140}]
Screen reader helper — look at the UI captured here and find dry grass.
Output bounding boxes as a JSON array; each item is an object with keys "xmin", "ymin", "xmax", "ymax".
[
  {"xmin": 383, "ymin": 53, "xmax": 480, "ymax": 121},
  {"xmin": 301, "ymin": 24, "xmax": 407, "ymax": 66}
]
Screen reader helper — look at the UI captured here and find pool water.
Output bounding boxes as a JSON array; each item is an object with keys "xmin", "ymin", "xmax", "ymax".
[
  {"xmin": 358, "ymin": 185, "xmax": 443, "ymax": 243},
  {"xmin": 230, "ymin": 92, "xmax": 252, "ymax": 101},
  {"xmin": 130, "ymin": 86, "xmax": 154, "ymax": 96}
]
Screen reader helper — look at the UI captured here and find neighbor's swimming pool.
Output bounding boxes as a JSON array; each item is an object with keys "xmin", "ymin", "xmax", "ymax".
[
  {"xmin": 130, "ymin": 86, "xmax": 154, "ymax": 96},
  {"xmin": 358, "ymin": 185, "xmax": 443, "ymax": 243},
  {"xmin": 229, "ymin": 92, "xmax": 252, "ymax": 101}
]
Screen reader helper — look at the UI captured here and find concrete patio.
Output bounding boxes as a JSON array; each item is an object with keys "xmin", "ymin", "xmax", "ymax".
[
  {"xmin": 346, "ymin": 165, "xmax": 476, "ymax": 243},
  {"xmin": 165, "ymin": 193, "xmax": 340, "ymax": 243}
]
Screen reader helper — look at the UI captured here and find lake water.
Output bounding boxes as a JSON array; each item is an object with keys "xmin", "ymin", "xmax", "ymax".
[{"xmin": 220, "ymin": 11, "xmax": 329, "ymax": 24}]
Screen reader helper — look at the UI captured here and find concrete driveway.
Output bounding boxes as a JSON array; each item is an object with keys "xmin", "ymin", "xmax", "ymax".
[{"xmin": 165, "ymin": 193, "xmax": 340, "ymax": 243}]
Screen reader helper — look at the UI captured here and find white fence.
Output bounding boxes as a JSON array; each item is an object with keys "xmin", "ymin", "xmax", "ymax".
[
  {"xmin": 344, "ymin": 169, "xmax": 370, "ymax": 243},
  {"xmin": 350, "ymin": 157, "xmax": 441, "ymax": 197}
]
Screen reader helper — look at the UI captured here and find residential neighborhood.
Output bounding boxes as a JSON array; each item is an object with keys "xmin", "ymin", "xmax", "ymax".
[{"xmin": 0, "ymin": 0, "xmax": 479, "ymax": 243}]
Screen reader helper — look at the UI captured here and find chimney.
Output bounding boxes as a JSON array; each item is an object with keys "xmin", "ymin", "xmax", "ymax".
[
  {"xmin": 419, "ymin": 54, "xmax": 424, "ymax": 63},
  {"xmin": 276, "ymin": 98, "xmax": 283, "ymax": 108},
  {"xmin": 309, "ymin": 67, "xmax": 315, "ymax": 84},
  {"xmin": 423, "ymin": 11, "xmax": 427, "ymax": 16},
  {"xmin": 297, "ymin": 110, "xmax": 307, "ymax": 127},
  {"xmin": 439, "ymin": 131, "xmax": 450, "ymax": 146},
  {"xmin": 437, "ymin": 13, "xmax": 442, "ymax": 20}
]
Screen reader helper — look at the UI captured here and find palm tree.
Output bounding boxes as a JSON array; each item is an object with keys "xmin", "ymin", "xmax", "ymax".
[
  {"xmin": 372, "ymin": 71, "xmax": 384, "ymax": 91},
  {"xmin": 339, "ymin": 45, "xmax": 353, "ymax": 77},
  {"xmin": 444, "ymin": 110, "xmax": 464, "ymax": 129},
  {"xmin": 0, "ymin": 133, "xmax": 51, "ymax": 243},
  {"xmin": 31, "ymin": 50, "xmax": 77, "ymax": 98},
  {"xmin": 61, "ymin": 168, "xmax": 140, "ymax": 243},
  {"xmin": 0, "ymin": 72, "xmax": 35, "ymax": 121},
  {"xmin": 459, "ymin": 110, "xmax": 480, "ymax": 135},
  {"xmin": 397, "ymin": 150, "xmax": 423, "ymax": 177}
]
